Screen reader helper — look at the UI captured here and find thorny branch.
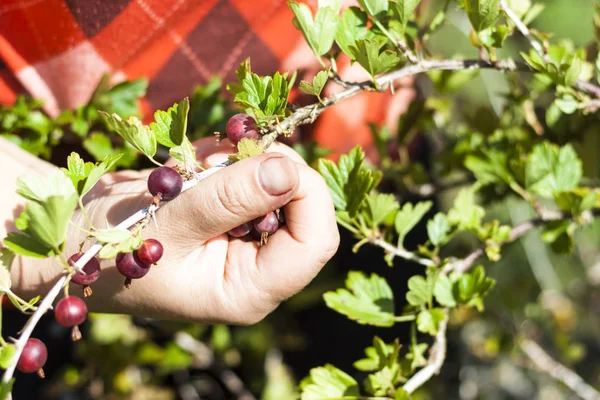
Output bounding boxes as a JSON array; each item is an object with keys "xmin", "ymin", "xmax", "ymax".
[{"xmin": 520, "ymin": 338, "xmax": 600, "ymax": 400}]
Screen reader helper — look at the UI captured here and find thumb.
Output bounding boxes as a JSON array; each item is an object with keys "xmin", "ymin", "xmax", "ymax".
[{"xmin": 166, "ymin": 153, "xmax": 299, "ymax": 240}]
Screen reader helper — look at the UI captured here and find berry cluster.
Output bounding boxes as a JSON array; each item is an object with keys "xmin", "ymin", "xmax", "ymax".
[
  {"xmin": 225, "ymin": 114, "xmax": 284, "ymax": 245},
  {"xmin": 228, "ymin": 210, "xmax": 284, "ymax": 245},
  {"xmin": 18, "ymin": 115, "xmax": 277, "ymax": 378}
]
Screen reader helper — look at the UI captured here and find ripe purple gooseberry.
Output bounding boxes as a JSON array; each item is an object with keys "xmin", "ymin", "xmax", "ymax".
[
  {"xmin": 68, "ymin": 253, "xmax": 100, "ymax": 297},
  {"xmin": 136, "ymin": 239, "xmax": 164, "ymax": 265},
  {"xmin": 55, "ymin": 296, "xmax": 88, "ymax": 341},
  {"xmin": 225, "ymin": 113, "xmax": 259, "ymax": 147},
  {"xmin": 253, "ymin": 211, "xmax": 280, "ymax": 245},
  {"xmin": 115, "ymin": 251, "xmax": 151, "ymax": 288},
  {"xmin": 17, "ymin": 338, "xmax": 48, "ymax": 378},
  {"xmin": 147, "ymin": 166, "xmax": 183, "ymax": 200},
  {"xmin": 228, "ymin": 222, "xmax": 252, "ymax": 238}
]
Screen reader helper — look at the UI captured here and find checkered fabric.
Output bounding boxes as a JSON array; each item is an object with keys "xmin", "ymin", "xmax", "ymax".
[{"xmin": 0, "ymin": 0, "xmax": 414, "ymax": 157}]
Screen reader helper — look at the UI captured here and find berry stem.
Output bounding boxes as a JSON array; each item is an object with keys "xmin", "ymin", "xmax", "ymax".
[
  {"xmin": 78, "ymin": 198, "xmax": 95, "ymax": 230},
  {"xmin": 148, "ymin": 157, "xmax": 164, "ymax": 167}
]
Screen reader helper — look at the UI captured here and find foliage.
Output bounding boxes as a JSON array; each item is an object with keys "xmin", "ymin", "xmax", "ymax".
[{"xmin": 3, "ymin": 0, "xmax": 600, "ymax": 399}]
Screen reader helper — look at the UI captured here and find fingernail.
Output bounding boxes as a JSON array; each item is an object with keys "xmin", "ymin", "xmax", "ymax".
[{"xmin": 259, "ymin": 157, "xmax": 294, "ymax": 196}]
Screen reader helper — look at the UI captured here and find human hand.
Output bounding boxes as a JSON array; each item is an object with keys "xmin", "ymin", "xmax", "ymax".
[{"xmin": 36, "ymin": 139, "xmax": 339, "ymax": 325}]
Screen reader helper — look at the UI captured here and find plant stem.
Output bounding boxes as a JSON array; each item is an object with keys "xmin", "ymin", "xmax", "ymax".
[
  {"xmin": 78, "ymin": 198, "xmax": 95, "ymax": 230},
  {"xmin": 520, "ymin": 338, "xmax": 600, "ymax": 400},
  {"xmin": 500, "ymin": 0, "xmax": 549, "ymax": 62},
  {"xmin": 373, "ymin": 239, "xmax": 436, "ymax": 267},
  {"xmin": 394, "ymin": 315, "xmax": 416, "ymax": 322},
  {"xmin": 402, "ymin": 312, "xmax": 448, "ymax": 393}
]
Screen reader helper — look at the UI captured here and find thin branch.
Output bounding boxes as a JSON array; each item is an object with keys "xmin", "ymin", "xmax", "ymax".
[
  {"xmin": 447, "ymin": 209, "xmax": 600, "ymax": 274},
  {"xmin": 403, "ymin": 312, "xmax": 448, "ymax": 394},
  {"xmin": 174, "ymin": 332, "xmax": 256, "ymax": 400},
  {"xmin": 373, "ymin": 239, "xmax": 436, "ymax": 267},
  {"xmin": 2, "ymin": 274, "xmax": 69, "ymax": 385},
  {"xmin": 520, "ymin": 338, "xmax": 600, "ymax": 400},
  {"xmin": 500, "ymin": 0, "xmax": 548, "ymax": 62}
]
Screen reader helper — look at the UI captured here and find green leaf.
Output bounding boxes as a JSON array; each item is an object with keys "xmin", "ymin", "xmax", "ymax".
[
  {"xmin": 169, "ymin": 138, "xmax": 197, "ymax": 166},
  {"xmin": 464, "ymin": 149, "xmax": 514, "ymax": 185},
  {"xmin": 3, "ymin": 232, "xmax": 54, "ymax": 258},
  {"xmin": 228, "ymin": 138, "xmax": 265, "ymax": 162},
  {"xmin": 0, "ymin": 249, "xmax": 13, "ymax": 293},
  {"xmin": 555, "ymin": 188, "xmax": 599, "ymax": 217},
  {"xmin": 300, "ymin": 364, "xmax": 359, "ymax": 400},
  {"xmin": 90, "ymin": 77, "xmax": 148, "ymax": 118},
  {"xmin": 324, "ymin": 271, "xmax": 395, "ymax": 327},
  {"xmin": 416, "ymin": 308, "xmax": 445, "ymax": 335},
  {"xmin": 455, "ymin": 266, "xmax": 496, "ymax": 311},
  {"xmin": 98, "ymin": 111, "xmax": 157, "ymax": 160},
  {"xmin": 406, "ymin": 272, "xmax": 436, "ymax": 308},
  {"xmin": 98, "ymin": 234, "xmax": 142, "ymax": 259},
  {"xmin": 318, "ymin": 146, "xmax": 376, "ymax": 218},
  {"xmin": 365, "ymin": 366, "xmax": 399, "ymax": 396},
  {"xmin": 62, "ymin": 152, "xmax": 122, "ymax": 198},
  {"xmin": 92, "ymin": 228, "xmax": 133, "ymax": 244},
  {"xmin": 541, "ymin": 220, "xmax": 574, "ymax": 255},
  {"xmin": 365, "ymin": 192, "xmax": 399, "ymax": 227},
  {"xmin": 406, "ymin": 342, "xmax": 428, "ymax": 371},
  {"xmin": 23, "ymin": 196, "xmax": 78, "ymax": 251},
  {"xmin": 525, "ymin": 142, "xmax": 582, "ymax": 199},
  {"xmin": 348, "ymin": 39, "xmax": 401, "ymax": 80},
  {"xmin": 395, "ymin": 201, "xmax": 432, "ymax": 247},
  {"xmin": 149, "ymin": 98, "xmax": 190, "ymax": 148},
  {"xmin": 289, "ymin": 1, "xmax": 339, "ymax": 56},
  {"xmin": 354, "ymin": 337, "xmax": 401, "ymax": 372},
  {"xmin": 62, "ymin": 152, "xmax": 88, "ymax": 191},
  {"xmin": 357, "ymin": 0, "xmax": 388, "ymax": 17},
  {"xmin": 465, "ymin": 0, "xmax": 500, "ymax": 32},
  {"xmin": 335, "ymin": 7, "xmax": 370, "ymax": 56},
  {"xmin": 554, "ymin": 94, "xmax": 579, "ymax": 114},
  {"xmin": 447, "ymin": 187, "xmax": 485, "ymax": 230},
  {"xmin": 233, "ymin": 71, "xmax": 291, "ymax": 118},
  {"xmin": 392, "ymin": 0, "xmax": 421, "ymax": 33},
  {"xmin": 433, "ymin": 274, "xmax": 456, "ymax": 307},
  {"xmin": 565, "ymin": 56, "xmax": 583, "ymax": 86},
  {"xmin": 0, "ymin": 345, "xmax": 16, "ymax": 369},
  {"xmin": 299, "ymin": 70, "xmax": 329, "ymax": 101},
  {"xmin": 17, "ymin": 170, "xmax": 77, "ymax": 203},
  {"xmin": 80, "ymin": 154, "xmax": 122, "ymax": 197},
  {"xmin": 427, "ymin": 212, "xmax": 450, "ymax": 247},
  {"xmin": 477, "ymin": 24, "xmax": 510, "ymax": 48}
]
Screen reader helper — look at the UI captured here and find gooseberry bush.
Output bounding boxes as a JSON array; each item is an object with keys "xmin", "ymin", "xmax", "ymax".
[{"xmin": 3, "ymin": 0, "xmax": 600, "ymax": 398}]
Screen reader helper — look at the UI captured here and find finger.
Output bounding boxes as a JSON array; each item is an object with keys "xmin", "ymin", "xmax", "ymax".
[
  {"xmin": 250, "ymin": 164, "xmax": 339, "ymax": 301},
  {"xmin": 170, "ymin": 137, "xmax": 308, "ymax": 168},
  {"xmin": 161, "ymin": 152, "xmax": 300, "ymax": 243}
]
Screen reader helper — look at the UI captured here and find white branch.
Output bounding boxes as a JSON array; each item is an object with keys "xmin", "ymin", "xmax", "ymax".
[
  {"xmin": 500, "ymin": 0, "xmax": 548, "ymax": 62},
  {"xmin": 403, "ymin": 313, "xmax": 448, "ymax": 394},
  {"xmin": 2, "ymin": 274, "xmax": 68, "ymax": 386},
  {"xmin": 521, "ymin": 338, "xmax": 600, "ymax": 400}
]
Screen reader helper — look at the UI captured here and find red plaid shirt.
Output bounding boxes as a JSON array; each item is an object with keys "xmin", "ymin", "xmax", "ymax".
[{"xmin": 0, "ymin": 0, "xmax": 413, "ymax": 157}]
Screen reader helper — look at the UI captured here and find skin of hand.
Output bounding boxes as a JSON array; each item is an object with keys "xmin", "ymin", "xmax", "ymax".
[{"xmin": 6, "ymin": 137, "xmax": 340, "ymax": 325}]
